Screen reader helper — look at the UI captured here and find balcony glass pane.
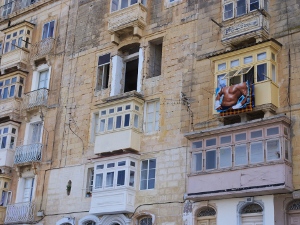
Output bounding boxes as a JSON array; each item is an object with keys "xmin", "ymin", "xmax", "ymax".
[
  {"xmin": 267, "ymin": 127, "xmax": 279, "ymax": 136},
  {"xmin": 250, "ymin": 142, "xmax": 264, "ymax": 163},
  {"xmin": 235, "ymin": 144, "xmax": 247, "ymax": 166},
  {"xmin": 129, "ymin": 171, "xmax": 135, "ymax": 187},
  {"xmin": 18, "ymin": 86, "xmax": 22, "ymax": 97},
  {"xmin": 192, "ymin": 141, "xmax": 202, "ymax": 149},
  {"xmin": 220, "ymin": 147, "xmax": 232, "ymax": 168},
  {"xmin": 244, "ymin": 56, "xmax": 253, "ymax": 64},
  {"xmin": 236, "ymin": 0, "xmax": 246, "ymax": 16},
  {"xmin": 124, "ymin": 114, "xmax": 130, "ymax": 127},
  {"xmin": 9, "ymin": 136, "xmax": 14, "ymax": 148},
  {"xmin": 230, "ymin": 59, "xmax": 239, "ymax": 68},
  {"xmin": 220, "ymin": 135, "xmax": 231, "ymax": 144},
  {"xmin": 285, "ymin": 139, "xmax": 289, "ymax": 160},
  {"xmin": 100, "ymin": 119, "xmax": 105, "ymax": 132},
  {"xmin": 218, "ymin": 63, "xmax": 226, "ymax": 71},
  {"xmin": 272, "ymin": 64, "xmax": 276, "ymax": 82},
  {"xmin": 206, "ymin": 150, "xmax": 216, "ymax": 170},
  {"xmin": 235, "ymin": 133, "xmax": 246, "ymax": 141},
  {"xmin": 193, "ymin": 152, "xmax": 202, "ymax": 171},
  {"xmin": 121, "ymin": 0, "xmax": 128, "ymax": 9},
  {"xmin": 257, "ymin": 52, "xmax": 266, "ymax": 60},
  {"xmin": 251, "ymin": 130, "xmax": 262, "ymax": 139},
  {"xmin": 206, "ymin": 138, "xmax": 216, "ymax": 147},
  {"xmin": 95, "ymin": 173, "xmax": 103, "ymax": 189},
  {"xmin": 11, "ymin": 39, "xmax": 16, "ymax": 51},
  {"xmin": 107, "ymin": 117, "xmax": 113, "ymax": 130},
  {"xmin": 257, "ymin": 63, "xmax": 267, "ymax": 82},
  {"xmin": 118, "ymin": 161, "xmax": 126, "ymax": 166},
  {"xmin": 116, "ymin": 115, "xmax": 122, "ymax": 128},
  {"xmin": 224, "ymin": 3, "xmax": 233, "ymax": 19},
  {"xmin": 117, "ymin": 170, "xmax": 125, "ymax": 186},
  {"xmin": 111, "ymin": 0, "xmax": 119, "ymax": 11},
  {"xmin": 106, "ymin": 172, "xmax": 114, "ymax": 187},
  {"xmin": 250, "ymin": 0, "xmax": 259, "ymax": 11},
  {"xmin": 9, "ymin": 85, "xmax": 15, "ymax": 97},
  {"xmin": 130, "ymin": 0, "xmax": 137, "ymax": 4},
  {"xmin": 134, "ymin": 114, "xmax": 139, "ymax": 128},
  {"xmin": 107, "ymin": 163, "xmax": 115, "ymax": 168},
  {"xmin": 267, "ymin": 139, "xmax": 280, "ymax": 161},
  {"xmin": 1, "ymin": 136, "xmax": 7, "ymax": 149},
  {"xmin": 3, "ymin": 87, "xmax": 8, "ymax": 99}
]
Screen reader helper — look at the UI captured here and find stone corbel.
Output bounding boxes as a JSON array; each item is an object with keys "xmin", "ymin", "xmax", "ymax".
[
  {"xmin": 15, "ymin": 167, "xmax": 22, "ymax": 177},
  {"xmin": 32, "ymin": 163, "xmax": 38, "ymax": 175}
]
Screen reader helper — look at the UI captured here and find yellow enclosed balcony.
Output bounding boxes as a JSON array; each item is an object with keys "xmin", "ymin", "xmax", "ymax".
[
  {"xmin": 0, "ymin": 21, "xmax": 34, "ymax": 73},
  {"xmin": 210, "ymin": 40, "xmax": 281, "ymax": 116},
  {"xmin": 94, "ymin": 94, "xmax": 144, "ymax": 154},
  {"xmin": 108, "ymin": 0, "xmax": 147, "ymax": 44}
]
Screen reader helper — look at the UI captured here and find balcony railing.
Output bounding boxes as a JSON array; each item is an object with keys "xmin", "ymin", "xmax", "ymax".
[
  {"xmin": 14, "ymin": 143, "xmax": 42, "ymax": 165},
  {"xmin": 30, "ymin": 38, "xmax": 55, "ymax": 61},
  {"xmin": 4, "ymin": 202, "xmax": 35, "ymax": 224},
  {"xmin": 1, "ymin": 0, "xmax": 39, "ymax": 18},
  {"xmin": 22, "ymin": 88, "xmax": 48, "ymax": 110}
]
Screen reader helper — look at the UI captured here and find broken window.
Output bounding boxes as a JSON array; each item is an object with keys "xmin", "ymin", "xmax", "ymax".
[
  {"xmin": 96, "ymin": 54, "xmax": 110, "ymax": 91},
  {"xmin": 148, "ymin": 39, "xmax": 163, "ymax": 78}
]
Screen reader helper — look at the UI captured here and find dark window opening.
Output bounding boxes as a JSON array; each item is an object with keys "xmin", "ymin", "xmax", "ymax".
[
  {"xmin": 224, "ymin": 115, "xmax": 241, "ymax": 125},
  {"xmin": 149, "ymin": 39, "xmax": 163, "ymax": 78},
  {"xmin": 124, "ymin": 58, "xmax": 139, "ymax": 93},
  {"xmin": 243, "ymin": 67, "xmax": 254, "ymax": 84}
]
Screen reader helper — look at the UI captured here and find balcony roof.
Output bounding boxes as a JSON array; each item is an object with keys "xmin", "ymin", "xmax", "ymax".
[{"xmin": 1, "ymin": 20, "xmax": 35, "ymax": 33}]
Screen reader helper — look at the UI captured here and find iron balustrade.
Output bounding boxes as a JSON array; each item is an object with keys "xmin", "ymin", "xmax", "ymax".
[
  {"xmin": 30, "ymin": 37, "xmax": 55, "ymax": 60},
  {"xmin": 22, "ymin": 88, "xmax": 48, "ymax": 110},
  {"xmin": 14, "ymin": 143, "xmax": 42, "ymax": 164},
  {"xmin": 4, "ymin": 202, "xmax": 35, "ymax": 223}
]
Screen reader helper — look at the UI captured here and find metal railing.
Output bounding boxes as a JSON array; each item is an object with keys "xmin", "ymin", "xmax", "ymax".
[
  {"xmin": 30, "ymin": 37, "xmax": 55, "ymax": 60},
  {"xmin": 4, "ymin": 202, "xmax": 35, "ymax": 224},
  {"xmin": 14, "ymin": 143, "xmax": 42, "ymax": 164},
  {"xmin": 22, "ymin": 88, "xmax": 48, "ymax": 110},
  {"xmin": 1, "ymin": 0, "xmax": 40, "ymax": 17}
]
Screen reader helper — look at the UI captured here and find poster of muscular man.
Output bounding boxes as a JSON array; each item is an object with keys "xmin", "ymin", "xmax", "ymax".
[{"xmin": 215, "ymin": 79, "xmax": 253, "ymax": 113}]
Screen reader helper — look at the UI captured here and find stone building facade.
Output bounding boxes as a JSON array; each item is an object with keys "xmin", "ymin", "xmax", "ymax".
[{"xmin": 0, "ymin": 0, "xmax": 300, "ymax": 225}]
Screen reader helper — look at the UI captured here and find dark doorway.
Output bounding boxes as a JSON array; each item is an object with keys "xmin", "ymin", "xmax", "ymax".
[{"xmin": 124, "ymin": 59, "xmax": 139, "ymax": 93}]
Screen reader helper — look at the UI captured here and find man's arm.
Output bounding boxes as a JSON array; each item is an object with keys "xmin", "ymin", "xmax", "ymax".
[{"xmin": 215, "ymin": 89, "xmax": 223, "ymax": 109}]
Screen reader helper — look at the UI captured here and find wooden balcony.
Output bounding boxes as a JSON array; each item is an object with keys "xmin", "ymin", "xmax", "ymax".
[
  {"xmin": 0, "ymin": 49, "xmax": 29, "ymax": 73},
  {"xmin": 108, "ymin": 3, "xmax": 147, "ymax": 44},
  {"xmin": 221, "ymin": 11, "xmax": 270, "ymax": 46},
  {"xmin": 4, "ymin": 202, "xmax": 35, "ymax": 224},
  {"xmin": 0, "ymin": 98, "xmax": 22, "ymax": 121}
]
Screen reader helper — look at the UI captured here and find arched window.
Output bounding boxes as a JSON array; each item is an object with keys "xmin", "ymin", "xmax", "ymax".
[
  {"xmin": 240, "ymin": 203, "xmax": 263, "ymax": 225},
  {"xmin": 84, "ymin": 221, "xmax": 96, "ymax": 225},
  {"xmin": 196, "ymin": 206, "xmax": 216, "ymax": 225},
  {"xmin": 139, "ymin": 216, "xmax": 152, "ymax": 225},
  {"xmin": 287, "ymin": 200, "xmax": 300, "ymax": 225}
]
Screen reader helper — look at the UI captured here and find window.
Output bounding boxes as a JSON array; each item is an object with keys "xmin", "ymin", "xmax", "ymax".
[
  {"xmin": 140, "ymin": 159, "xmax": 156, "ymax": 190},
  {"xmin": 84, "ymin": 222, "xmax": 96, "ymax": 225},
  {"xmin": 22, "ymin": 177, "xmax": 35, "ymax": 202},
  {"xmin": 191, "ymin": 124, "xmax": 290, "ymax": 172},
  {"xmin": 139, "ymin": 217, "xmax": 152, "ymax": 225},
  {"xmin": 145, "ymin": 101, "xmax": 160, "ymax": 133},
  {"xmin": 0, "ymin": 76, "xmax": 24, "ymax": 100},
  {"xmin": 111, "ymin": 0, "xmax": 146, "ymax": 12},
  {"xmin": 96, "ymin": 54, "xmax": 110, "ymax": 91},
  {"xmin": 94, "ymin": 157, "xmax": 137, "ymax": 190},
  {"xmin": 0, "ymin": 191, "xmax": 12, "ymax": 206},
  {"xmin": 96, "ymin": 101, "xmax": 142, "ymax": 134},
  {"xmin": 223, "ymin": 0, "xmax": 268, "ymax": 20},
  {"xmin": 2, "ymin": 0, "xmax": 13, "ymax": 17},
  {"xmin": 23, "ymin": 0, "xmax": 37, "ymax": 7},
  {"xmin": 3, "ymin": 27, "xmax": 31, "ymax": 53},
  {"xmin": 240, "ymin": 203, "xmax": 263, "ymax": 224},
  {"xmin": 86, "ymin": 168, "xmax": 94, "ymax": 195},
  {"xmin": 28, "ymin": 121, "xmax": 43, "ymax": 144},
  {"xmin": 0, "ymin": 124, "xmax": 18, "ymax": 150},
  {"xmin": 37, "ymin": 70, "xmax": 49, "ymax": 89},
  {"xmin": 148, "ymin": 39, "xmax": 163, "ymax": 77},
  {"xmin": 42, "ymin": 21, "xmax": 55, "ymax": 40}
]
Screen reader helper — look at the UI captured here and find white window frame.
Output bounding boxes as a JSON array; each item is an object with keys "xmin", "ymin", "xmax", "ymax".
[
  {"xmin": 3, "ymin": 28, "xmax": 30, "ymax": 53},
  {"xmin": 144, "ymin": 100, "xmax": 160, "ymax": 134},
  {"xmin": 140, "ymin": 158, "xmax": 156, "ymax": 190},
  {"xmin": 94, "ymin": 157, "xmax": 137, "ymax": 191},
  {"xmin": 42, "ymin": 20, "xmax": 55, "ymax": 40},
  {"xmin": 110, "ymin": 0, "xmax": 147, "ymax": 12},
  {"xmin": 24, "ymin": 116, "xmax": 43, "ymax": 145},
  {"xmin": 96, "ymin": 54, "xmax": 110, "ymax": 91},
  {"xmin": 0, "ymin": 123, "xmax": 18, "ymax": 150},
  {"xmin": 0, "ymin": 76, "xmax": 24, "ymax": 100},
  {"xmin": 32, "ymin": 64, "xmax": 51, "ymax": 91},
  {"xmin": 15, "ymin": 172, "xmax": 37, "ymax": 204}
]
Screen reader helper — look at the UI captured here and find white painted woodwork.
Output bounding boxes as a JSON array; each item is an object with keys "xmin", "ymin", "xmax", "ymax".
[{"xmin": 110, "ymin": 55, "xmax": 123, "ymax": 96}]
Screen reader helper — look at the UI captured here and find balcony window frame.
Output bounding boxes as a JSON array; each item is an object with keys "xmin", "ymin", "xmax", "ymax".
[
  {"xmin": 222, "ymin": 0, "xmax": 269, "ymax": 21},
  {"xmin": 110, "ymin": 0, "xmax": 147, "ymax": 12},
  {"xmin": 96, "ymin": 101, "xmax": 142, "ymax": 134},
  {"xmin": 3, "ymin": 28, "xmax": 30, "ymax": 54},
  {"xmin": 0, "ymin": 76, "xmax": 24, "ymax": 100},
  {"xmin": 0, "ymin": 124, "xmax": 18, "ymax": 150},
  {"xmin": 191, "ymin": 124, "xmax": 290, "ymax": 173},
  {"xmin": 94, "ymin": 157, "xmax": 137, "ymax": 191}
]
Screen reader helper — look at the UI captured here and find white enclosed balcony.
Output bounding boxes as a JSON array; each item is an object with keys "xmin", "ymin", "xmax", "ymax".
[
  {"xmin": 22, "ymin": 88, "xmax": 48, "ymax": 111},
  {"xmin": 94, "ymin": 96, "xmax": 143, "ymax": 154},
  {"xmin": 14, "ymin": 143, "xmax": 42, "ymax": 165},
  {"xmin": 4, "ymin": 202, "xmax": 35, "ymax": 224}
]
